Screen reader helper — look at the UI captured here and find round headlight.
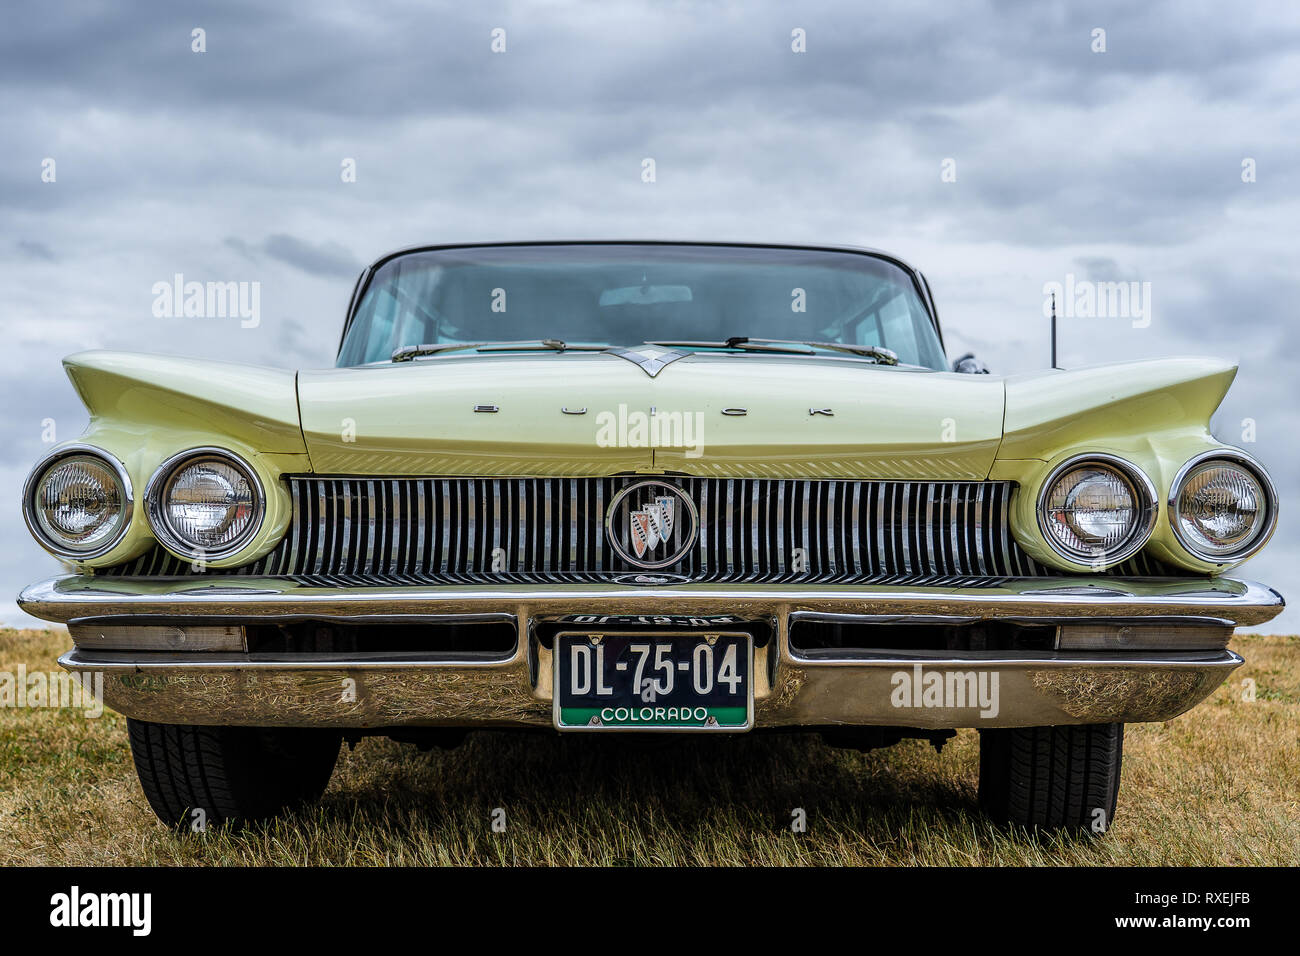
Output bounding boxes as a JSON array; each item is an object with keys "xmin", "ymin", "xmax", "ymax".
[
  {"xmin": 1037, "ymin": 455, "xmax": 1156, "ymax": 565},
  {"xmin": 22, "ymin": 447, "xmax": 132, "ymax": 558},
  {"xmin": 146, "ymin": 449, "xmax": 264, "ymax": 559},
  {"xmin": 1170, "ymin": 453, "xmax": 1277, "ymax": 561}
]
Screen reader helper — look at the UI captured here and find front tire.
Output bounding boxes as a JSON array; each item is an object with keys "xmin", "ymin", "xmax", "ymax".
[
  {"xmin": 978, "ymin": 723, "xmax": 1123, "ymax": 833},
  {"xmin": 127, "ymin": 719, "xmax": 341, "ymax": 829}
]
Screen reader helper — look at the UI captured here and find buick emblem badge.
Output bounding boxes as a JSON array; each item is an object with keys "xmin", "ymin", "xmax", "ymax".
[{"xmin": 606, "ymin": 480, "xmax": 699, "ymax": 569}]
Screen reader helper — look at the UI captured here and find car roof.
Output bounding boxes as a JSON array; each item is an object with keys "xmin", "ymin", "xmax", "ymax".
[{"xmin": 362, "ymin": 239, "xmax": 926, "ymax": 279}]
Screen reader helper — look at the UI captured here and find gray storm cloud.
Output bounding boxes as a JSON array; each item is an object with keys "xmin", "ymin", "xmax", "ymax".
[{"xmin": 1, "ymin": 0, "xmax": 1296, "ymax": 630}]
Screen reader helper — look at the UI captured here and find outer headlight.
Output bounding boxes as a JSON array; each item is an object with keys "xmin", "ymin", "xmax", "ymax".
[
  {"xmin": 1037, "ymin": 454, "xmax": 1157, "ymax": 565},
  {"xmin": 22, "ymin": 445, "xmax": 133, "ymax": 558},
  {"xmin": 1170, "ymin": 452, "xmax": 1278, "ymax": 562},
  {"xmin": 145, "ymin": 448, "xmax": 265, "ymax": 559}
]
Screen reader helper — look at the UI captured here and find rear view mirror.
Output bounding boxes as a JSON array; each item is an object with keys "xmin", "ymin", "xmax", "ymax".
[{"xmin": 599, "ymin": 285, "xmax": 693, "ymax": 306}]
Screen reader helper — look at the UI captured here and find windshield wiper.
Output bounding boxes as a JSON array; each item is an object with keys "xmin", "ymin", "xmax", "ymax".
[
  {"xmin": 392, "ymin": 342, "xmax": 483, "ymax": 361},
  {"xmin": 767, "ymin": 339, "xmax": 900, "ymax": 365},
  {"xmin": 392, "ymin": 339, "xmax": 606, "ymax": 362},
  {"xmin": 647, "ymin": 336, "xmax": 900, "ymax": 365},
  {"xmin": 647, "ymin": 337, "xmax": 816, "ymax": 355},
  {"xmin": 477, "ymin": 339, "xmax": 608, "ymax": 353}
]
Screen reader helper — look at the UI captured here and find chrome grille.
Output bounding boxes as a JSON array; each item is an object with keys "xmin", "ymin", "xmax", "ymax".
[{"xmin": 109, "ymin": 476, "xmax": 1181, "ymax": 583}]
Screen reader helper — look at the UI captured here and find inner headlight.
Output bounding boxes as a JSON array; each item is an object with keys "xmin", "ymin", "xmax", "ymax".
[
  {"xmin": 146, "ymin": 449, "xmax": 264, "ymax": 559},
  {"xmin": 23, "ymin": 447, "xmax": 132, "ymax": 558},
  {"xmin": 1170, "ymin": 453, "xmax": 1277, "ymax": 561},
  {"xmin": 1037, "ymin": 455, "xmax": 1156, "ymax": 565}
]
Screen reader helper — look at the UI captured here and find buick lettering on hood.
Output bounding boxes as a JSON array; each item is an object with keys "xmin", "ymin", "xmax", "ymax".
[{"xmin": 18, "ymin": 242, "xmax": 1283, "ymax": 832}]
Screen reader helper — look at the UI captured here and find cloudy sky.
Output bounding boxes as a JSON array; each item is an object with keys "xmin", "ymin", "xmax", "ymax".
[{"xmin": 2, "ymin": 0, "xmax": 1296, "ymax": 631}]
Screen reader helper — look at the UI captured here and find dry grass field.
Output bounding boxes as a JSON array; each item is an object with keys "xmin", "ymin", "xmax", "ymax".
[{"xmin": 1, "ymin": 627, "xmax": 1296, "ymax": 866}]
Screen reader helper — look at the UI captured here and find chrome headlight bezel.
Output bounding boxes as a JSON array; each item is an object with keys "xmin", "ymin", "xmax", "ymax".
[
  {"xmin": 1168, "ymin": 450, "xmax": 1278, "ymax": 563},
  {"xmin": 1036, "ymin": 453, "xmax": 1158, "ymax": 566},
  {"xmin": 21, "ymin": 444, "xmax": 134, "ymax": 559},
  {"xmin": 144, "ymin": 447, "xmax": 266, "ymax": 560}
]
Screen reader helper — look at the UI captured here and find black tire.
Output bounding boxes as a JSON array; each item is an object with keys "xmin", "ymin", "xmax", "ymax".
[
  {"xmin": 978, "ymin": 723, "xmax": 1123, "ymax": 833},
  {"xmin": 127, "ymin": 719, "xmax": 341, "ymax": 829}
]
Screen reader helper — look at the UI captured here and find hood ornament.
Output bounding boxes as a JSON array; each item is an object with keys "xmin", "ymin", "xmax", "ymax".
[{"xmin": 604, "ymin": 346, "xmax": 689, "ymax": 377}]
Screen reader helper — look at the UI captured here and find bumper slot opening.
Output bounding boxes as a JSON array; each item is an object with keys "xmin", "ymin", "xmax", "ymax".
[
  {"xmin": 244, "ymin": 617, "xmax": 518, "ymax": 661},
  {"xmin": 788, "ymin": 617, "xmax": 1056, "ymax": 657}
]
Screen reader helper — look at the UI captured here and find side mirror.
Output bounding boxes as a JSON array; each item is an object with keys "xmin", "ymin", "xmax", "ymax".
[{"xmin": 952, "ymin": 353, "xmax": 989, "ymax": 374}]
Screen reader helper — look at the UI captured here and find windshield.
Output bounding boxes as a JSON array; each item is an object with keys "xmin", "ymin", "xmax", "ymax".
[{"xmin": 337, "ymin": 244, "xmax": 947, "ymax": 369}]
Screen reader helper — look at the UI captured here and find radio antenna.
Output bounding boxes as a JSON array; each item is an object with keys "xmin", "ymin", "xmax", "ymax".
[{"xmin": 1050, "ymin": 291, "xmax": 1058, "ymax": 369}]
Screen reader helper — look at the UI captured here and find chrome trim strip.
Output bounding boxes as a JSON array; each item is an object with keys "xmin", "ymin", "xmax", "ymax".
[
  {"xmin": 595, "ymin": 480, "xmax": 605, "ymax": 570},
  {"xmin": 563, "ymin": 479, "xmax": 573, "ymax": 571},
  {"xmin": 312, "ymin": 480, "xmax": 326, "ymax": 575},
  {"xmin": 19, "ymin": 574, "xmax": 1285, "ymax": 627},
  {"xmin": 799, "ymin": 480, "xmax": 810, "ymax": 578},
  {"xmin": 365, "ymin": 478, "xmax": 378, "ymax": 574},
  {"xmin": 542, "ymin": 479, "xmax": 552, "ymax": 571},
  {"xmin": 698, "ymin": 478, "xmax": 711, "ymax": 571},
  {"xmin": 440, "ymin": 478, "xmax": 451, "ymax": 574},
  {"xmin": 789, "ymin": 610, "xmax": 983, "ymax": 626},
  {"xmin": 64, "ymin": 649, "xmax": 518, "ymax": 668},
  {"xmin": 725, "ymin": 478, "xmax": 736, "ymax": 577},
  {"xmin": 850, "ymin": 482, "xmax": 862, "ymax": 576},
  {"xmin": 779, "ymin": 647, "xmax": 1239, "ymax": 669},
  {"xmin": 340, "ymin": 479, "xmax": 353, "ymax": 574},
  {"xmin": 415, "ymin": 480, "xmax": 427, "ymax": 575},
  {"xmin": 769, "ymin": 481, "xmax": 780, "ymax": 572}
]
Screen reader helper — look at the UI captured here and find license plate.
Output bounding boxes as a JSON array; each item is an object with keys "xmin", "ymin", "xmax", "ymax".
[{"xmin": 553, "ymin": 631, "xmax": 753, "ymax": 732}]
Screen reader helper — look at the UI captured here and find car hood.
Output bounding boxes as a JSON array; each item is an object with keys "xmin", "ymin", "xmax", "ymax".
[
  {"xmin": 294, "ymin": 352, "xmax": 1006, "ymax": 479},
  {"xmin": 62, "ymin": 350, "xmax": 1238, "ymax": 482}
]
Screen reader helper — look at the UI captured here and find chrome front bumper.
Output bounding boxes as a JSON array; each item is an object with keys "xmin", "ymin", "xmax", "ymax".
[{"xmin": 22, "ymin": 574, "xmax": 1283, "ymax": 731}]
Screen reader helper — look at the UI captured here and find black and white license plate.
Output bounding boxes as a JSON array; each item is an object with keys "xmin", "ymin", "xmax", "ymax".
[{"xmin": 553, "ymin": 631, "xmax": 753, "ymax": 731}]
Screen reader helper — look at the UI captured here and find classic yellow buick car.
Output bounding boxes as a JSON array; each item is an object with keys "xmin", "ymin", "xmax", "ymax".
[{"xmin": 19, "ymin": 241, "xmax": 1283, "ymax": 832}]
